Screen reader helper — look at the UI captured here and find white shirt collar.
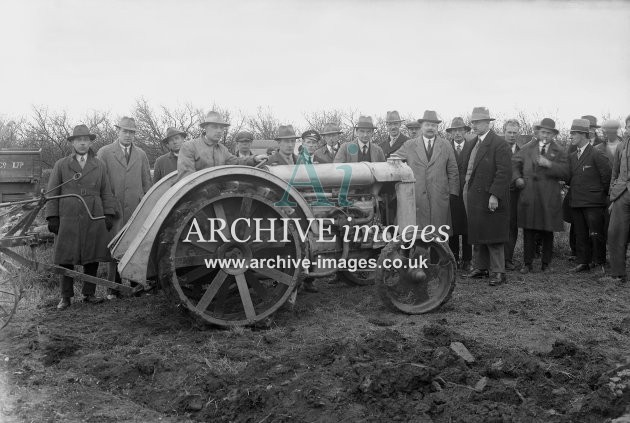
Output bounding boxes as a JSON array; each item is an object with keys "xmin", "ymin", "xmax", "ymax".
[
  {"xmin": 454, "ymin": 140, "xmax": 465, "ymax": 147},
  {"xmin": 75, "ymin": 152, "xmax": 87, "ymax": 160},
  {"xmin": 539, "ymin": 140, "xmax": 549, "ymax": 150},
  {"xmin": 358, "ymin": 140, "xmax": 370, "ymax": 148},
  {"xmin": 327, "ymin": 145, "xmax": 334, "ymax": 154},
  {"xmin": 577, "ymin": 145, "xmax": 586, "ymax": 155},
  {"xmin": 478, "ymin": 131, "xmax": 490, "ymax": 142},
  {"xmin": 390, "ymin": 134, "xmax": 400, "ymax": 146},
  {"xmin": 119, "ymin": 141, "xmax": 131, "ymax": 151}
]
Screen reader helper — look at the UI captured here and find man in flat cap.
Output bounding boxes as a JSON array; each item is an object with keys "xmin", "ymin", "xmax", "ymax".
[
  {"xmin": 234, "ymin": 131, "xmax": 254, "ymax": 157},
  {"xmin": 396, "ymin": 110, "xmax": 459, "ymax": 236},
  {"xmin": 445, "ymin": 117, "xmax": 473, "ymax": 271},
  {"xmin": 97, "ymin": 116, "xmax": 152, "ymax": 298},
  {"xmin": 406, "ymin": 120, "xmax": 422, "ymax": 140},
  {"xmin": 313, "ymin": 123, "xmax": 342, "ymax": 164},
  {"xmin": 512, "ymin": 118, "xmax": 569, "ymax": 274},
  {"xmin": 566, "ymin": 118, "xmax": 611, "ymax": 273},
  {"xmin": 267, "ymin": 125, "xmax": 300, "ymax": 165},
  {"xmin": 462, "ymin": 107, "xmax": 511, "ymax": 286},
  {"xmin": 178, "ymin": 111, "xmax": 267, "ymax": 180},
  {"xmin": 380, "ymin": 111, "xmax": 409, "ymax": 158},
  {"xmin": 502, "ymin": 119, "xmax": 522, "ymax": 271},
  {"xmin": 153, "ymin": 127, "xmax": 186, "ymax": 183},
  {"xmin": 47, "ymin": 125, "xmax": 117, "ymax": 309},
  {"xmin": 605, "ymin": 114, "xmax": 630, "ymax": 283},
  {"xmin": 334, "ymin": 116, "xmax": 386, "ymax": 163}
]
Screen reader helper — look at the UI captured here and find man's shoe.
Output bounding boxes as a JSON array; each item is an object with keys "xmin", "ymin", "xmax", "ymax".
[
  {"xmin": 83, "ymin": 295, "xmax": 104, "ymax": 304},
  {"xmin": 466, "ymin": 269, "xmax": 489, "ymax": 279},
  {"xmin": 303, "ymin": 280, "xmax": 319, "ymax": 293},
  {"xmin": 461, "ymin": 261, "xmax": 473, "ymax": 272},
  {"xmin": 520, "ymin": 265, "xmax": 533, "ymax": 274},
  {"xmin": 57, "ymin": 297, "xmax": 71, "ymax": 310},
  {"xmin": 489, "ymin": 273, "xmax": 507, "ymax": 286},
  {"xmin": 570, "ymin": 264, "xmax": 590, "ymax": 273}
]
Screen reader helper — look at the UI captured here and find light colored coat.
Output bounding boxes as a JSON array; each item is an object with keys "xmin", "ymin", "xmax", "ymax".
[
  {"xmin": 177, "ymin": 136, "xmax": 255, "ymax": 180},
  {"xmin": 46, "ymin": 152, "xmax": 117, "ymax": 265},
  {"xmin": 395, "ymin": 137, "xmax": 459, "ymax": 231},
  {"xmin": 97, "ymin": 141, "xmax": 152, "ymax": 233}
]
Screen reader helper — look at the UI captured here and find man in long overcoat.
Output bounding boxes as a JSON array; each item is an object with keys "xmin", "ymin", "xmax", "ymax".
[
  {"xmin": 97, "ymin": 116, "xmax": 152, "ymax": 233},
  {"xmin": 503, "ymin": 119, "xmax": 522, "ymax": 271},
  {"xmin": 380, "ymin": 111, "xmax": 409, "ymax": 158},
  {"xmin": 153, "ymin": 127, "xmax": 186, "ymax": 183},
  {"xmin": 463, "ymin": 107, "xmax": 511, "ymax": 286},
  {"xmin": 334, "ymin": 116, "xmax": 386, "ymax": 163},
  {"xmin": 512, "ymin": 118, "xmax": 570, "ymax": 273},
  {"xmin": 46, "ymin": 125, "xmax": 117, "ymax": 309},
  {"xmin": 396, "ymin": 111, "xmax": 459, "ymax": 232},
  {"xmin": 445, "ymin": 117, "xmax": 473, "ymax": 271},
  {"xmin": 97, "ymin": 116, "xmax": 152, "ymax": 297}
]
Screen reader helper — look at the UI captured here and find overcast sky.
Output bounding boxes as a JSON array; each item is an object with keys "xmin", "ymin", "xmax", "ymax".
[{"xmin": 2, "ymin": 0, "xmax": 629, "ymax": 128}]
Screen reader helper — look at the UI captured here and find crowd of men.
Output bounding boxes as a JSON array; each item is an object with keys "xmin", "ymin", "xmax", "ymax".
[{"xmin": 45, "ymin": 107, "xmax": 630, "ymax": 309}]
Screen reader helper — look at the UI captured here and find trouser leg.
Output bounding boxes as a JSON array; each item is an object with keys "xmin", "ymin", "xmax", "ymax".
[
  {"xmin": 473, "ymin": 244, "xmax": 489, "ymax": 270},
  {"xmin": 608, "ymin": 191, "xmax": 630, "ymax": 277},
  {"xmin": 523, "ymin": 229, "xmax": 536, "ymax": 266},
  {"xmin": 584, "ymin": 207, "xmax": 605, "ymax": 265},
  {"xmin": 487, "ymin": 243, "xmax": 505, "ymax": 273},
  {"xmin": 541, "ymin": 231, "xmax": 554, "ymax": 266},
  {"xmin": 448, "ymin": 235, "xmax": 460, "ymax": 261},
  {"xmin": 572, "ymin": 208, "xmax": 591, "ymax": 265},
  {"xmin": 81, "ymin": 262, "xmax": 99, "ymax": 296},
  {"xmin": 462, "ymin": 234, "xmax": 472, "ymax": 262},
  {"xmin": 59, "ymin": 264, "xmax": 74, "ymax": 298},
  {"xmin": 506, "ymin": 195, "xmax": 518, "ymax": 264},
  {"xmin": 569, "ymin": 224, "xmax": 576, "ymax": 256}
]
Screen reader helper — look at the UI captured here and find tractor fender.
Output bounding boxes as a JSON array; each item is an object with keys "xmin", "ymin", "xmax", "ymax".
[{"xmin": 116, "ymin": 165, "xmax": 316, "ymax": 283}]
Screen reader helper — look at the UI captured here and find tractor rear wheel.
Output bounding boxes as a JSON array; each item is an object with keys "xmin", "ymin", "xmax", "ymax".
[
  {"xmin": 157, "ymin": 176, "xmax": 303, "ymax": 327},
  {"xmin": 0, "ymin": 260, "xmax": 20, "ymax": 330},
  {"xmin": 376, "ymin": 239, "xmax": 456, "ymax": 314}
]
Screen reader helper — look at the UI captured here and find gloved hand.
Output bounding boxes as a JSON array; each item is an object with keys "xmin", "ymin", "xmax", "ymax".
[
  {"xmin": 47, "ymin": 216, "xmax": 60, "ymax": 235},
  {"xmin": 515, "ymin": 178, "xmax": 525, "ymax": 190},
  {"xmin": 105, "ymin": 215, "xmax": 114, "ymax": 231}
]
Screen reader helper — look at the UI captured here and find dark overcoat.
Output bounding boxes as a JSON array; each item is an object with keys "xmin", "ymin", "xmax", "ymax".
[
  {"xmin": 449, "ymin": 140, "xmax": 473, "ymax": 235},
  {"xmin": 512, "ymin": 140, "xmax": 569, "ymax": 232},
  {"xmin": 45, "ymin": 152, "xmax": 117, "ymax": 265},
  {"xmin": 463, "ymin": 130, "xmax": 511, "ymax": 244},
  {"xmin": 380, "ymin": 134, "xmax": 409, "ymax": 158},
  {"xmin": 568, "ymin": 144, "xmax": 611, "ymax": 208},
  {"xmin": 153, "ymin": 151, "xmax": 178, "ymax": 183}
]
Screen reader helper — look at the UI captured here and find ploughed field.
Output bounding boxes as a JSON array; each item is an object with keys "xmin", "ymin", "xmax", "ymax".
[{"xmin": 1, "ymin": 235, "xmax": 630, "ymax": 422}]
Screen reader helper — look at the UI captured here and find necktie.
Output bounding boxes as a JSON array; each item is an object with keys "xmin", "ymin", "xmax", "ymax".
[
  {"xmin": 362, "ymin": 145, "xmax": 368, "ymax": 156},
  {"xmin": 541, "ymin": 144, "xmax": 547, "ymax": 156},
  {"xmin": 577, "ymin": 148, "xmax": 582, "ymax": 159},
  {"xmin": 125, "ymin": 146, "xmax": 130, "ymax": 164},
  {"xmin": 456, "ymin": 144, "xmax": 462, "ymax": 155},
  {"xmin": 78, "ymin": 155, "xmax": 86, "ymax": 169},
  {"xmin": 427, "ymin": 139, "xmax": 433, "ymax": 160}
]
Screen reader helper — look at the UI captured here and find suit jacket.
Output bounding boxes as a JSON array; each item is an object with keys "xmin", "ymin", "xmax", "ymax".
[
  {"xmin": 568, "ymin": 144, "xmax": 611, "ymax": 208},
  {"xmin": 609, "ymin": 137, "xmax": 630, "ymax": 202},
  {"xmin": 313, "ymin": 145, "xmax": 336, "ymax": 164},
  {"xmin": 177, "ymin": 136, "xmax": 255, "ymax": 181},
  {"xmin": 97, "ymin": 141, "xmax": 152, "ymax": 232},
  {"xmin": 463, "ymin": 130, "xmax": 511, "ymax": 244},
  {"xmin": 449, "ymin": 139, "xmax": 473, "ymax": 234},
  {"xmin": 395, "ymin": 137, "xmax": 459, "ymax": 232},
  {"xmin": 267, "ymin": 152, "xmax": 298, "ymax": 166},
  {"xmin": 380, "ymin": 134, "xmax": 409, "ymax": 158},
  {"xmin": 334, "ymin": 141, "xmax": 386, "ymax": 163},
  {"xmin": 512, "ymin": 140, "xmax": 569, "ymax": 232},
  {"xmin": 568, "ymin": 136, "xmax": 604, "ymax": 154}
]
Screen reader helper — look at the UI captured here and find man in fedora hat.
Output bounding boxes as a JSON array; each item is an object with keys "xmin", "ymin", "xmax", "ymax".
[
  {"xmin": 406, "ymin": 120, "xmax": 422, "ymax": 140},
  {"xmin": 605, "ymin": 113, "xmax": 630, "ymax": 283},
  {"xmin": 313, "ymin": 123, "xmax": 342, "ymax": 164},
  {"xmin": 334, "ymin": 116, "xmax": 386, "ymax": 163},
  {"xmin": 462, "ymin": 107, "xmax": 511, "ymax": 286},
  {"xmin": 153, "ymin": 127, "xmax": 186, "ymax": 183},
  {"xmin": 267, "ymin": 125, "xmax": 300, "ymax": 166},
  {"xmin": 46, "ymin": 125, "xmax": 117, "ymax": 309},
  {"xmin": 234, "ymin": 131, "xmax": 254, "ymax": 157},
  {"xmin": 396, "ymin": 110, "xmax": 459, "ymax": 234},
  {"xmin": 583, "ymin": 115, "xmax": 604, "ymax": 147},
  {"xmin": 445, "ymin": 117, "xmax": 473, "ymax": 271},
  {"xmin": 178, "ymin": 111, "xmax": 267, "ymax": 180},
  {"xmin": 97, "ymin": 116, "xmax": 152, "ymax": 298},
  {"xmin": 502, "ymin": 119, "xmax": 523, "ymax": 271},
  {"xmin": 566, "ymin": 119, "xmax": 611, "ymax": 273},
  {"xmin": 512, "ymin": 117, "xmax": 569, "ymax": 274},
  {"xmin": 380, "ymin": 111, "xmax": 409, "ymax": 158}
]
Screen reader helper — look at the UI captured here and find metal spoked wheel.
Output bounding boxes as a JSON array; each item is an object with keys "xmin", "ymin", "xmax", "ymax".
[
  {"xmin": 0, "ymin": 260, "xmax": 20, "ymax": 330},
  {"xmin": 158, "ymin": 176, "xmax": 304, "ymax": 327},
  {"xmin": 376, "ymin": 239, "xmax": 456, "ymax": 314}
]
